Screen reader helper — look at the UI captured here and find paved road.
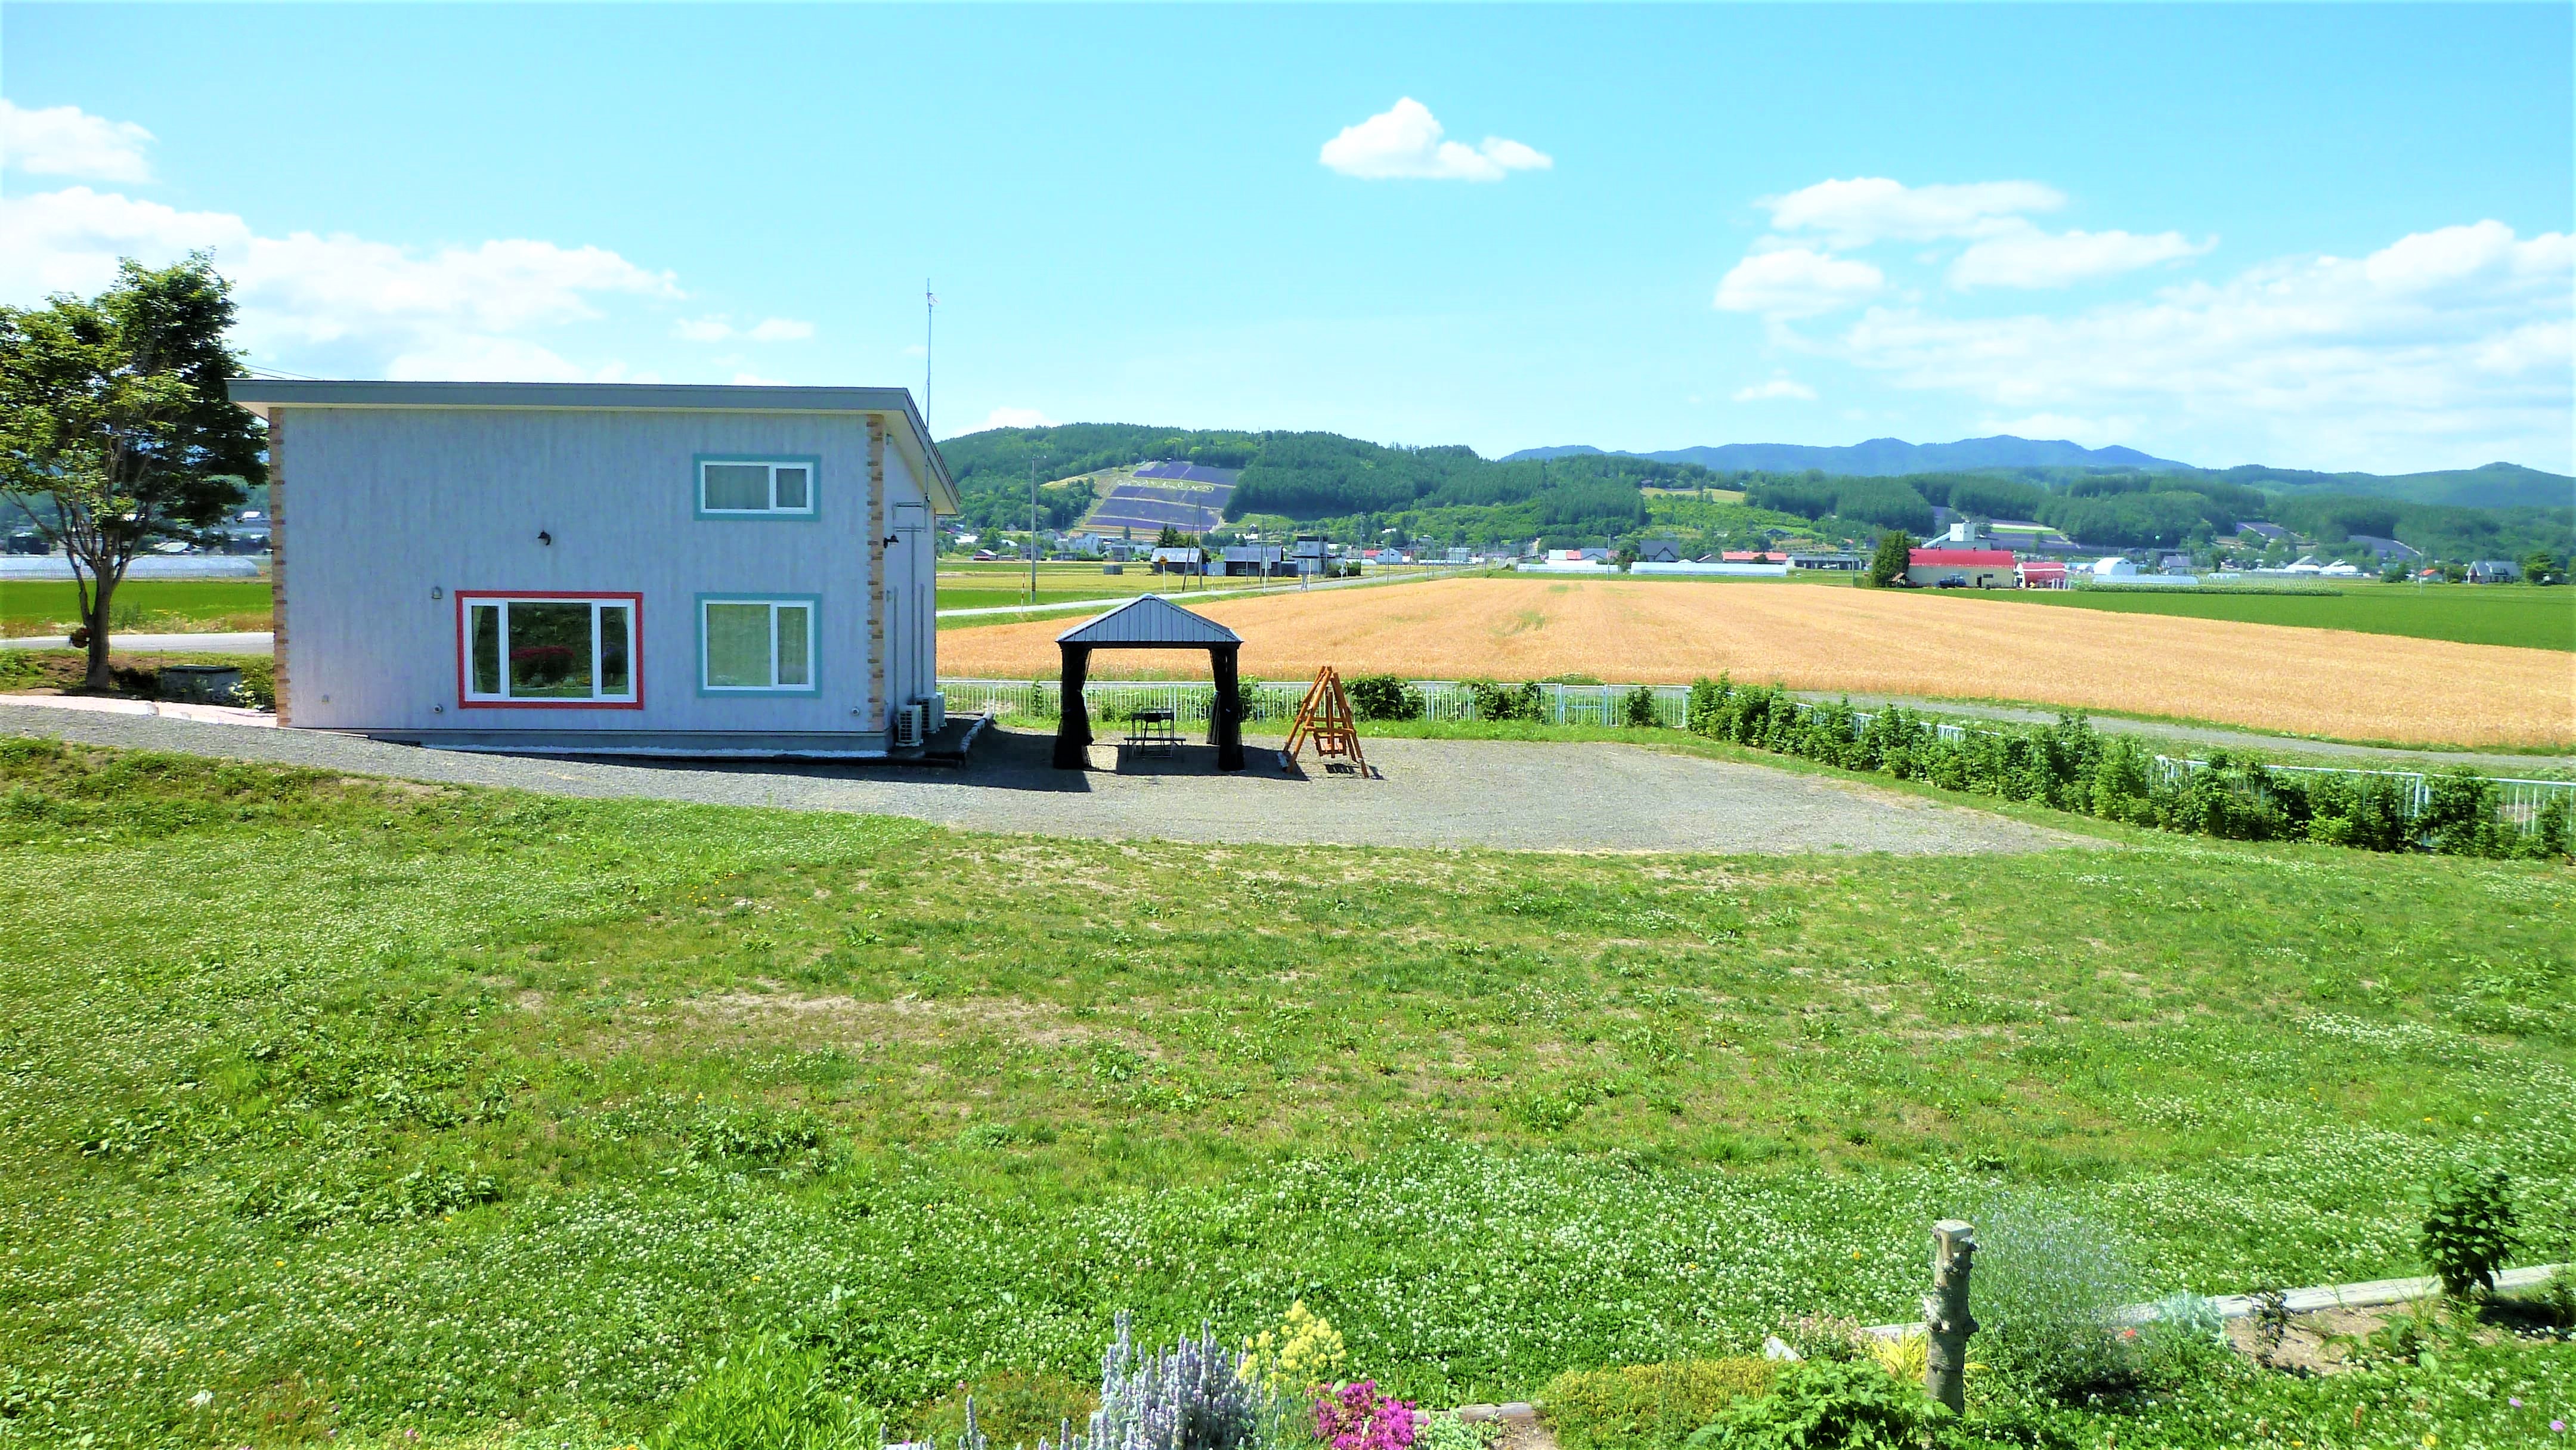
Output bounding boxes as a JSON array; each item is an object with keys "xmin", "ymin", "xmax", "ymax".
[
  {"xmin": 1, "ymin": 631, "xmax": 274, "ymax": 653},
  {"xmin": 1788, "ymin": 690, "xmax": 2576, "ymax": 775},
  {"xmin": 0, "ymin": 701, "xmax": 2083, "ymax": 856}
]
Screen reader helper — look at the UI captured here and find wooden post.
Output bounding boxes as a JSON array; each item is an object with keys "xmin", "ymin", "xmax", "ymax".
[{"xmin": 1924, "ymin": 1219, "xmax": 1976, "ymax": 1413}]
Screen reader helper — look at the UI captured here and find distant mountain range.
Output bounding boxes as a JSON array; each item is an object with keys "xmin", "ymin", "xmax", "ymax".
[
  {"xmin": 1500, "ymin": 436, "xmax": 2574, "ymax": 512},
  {"xmin": 1501, "ymin": 434, "xmax": 2194, "ymax": 474}
]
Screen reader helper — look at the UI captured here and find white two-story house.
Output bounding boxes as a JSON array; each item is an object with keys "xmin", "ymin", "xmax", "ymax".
[{"xmin": 226, "ymin": 380, "xmax": 956, "ymax": 756}]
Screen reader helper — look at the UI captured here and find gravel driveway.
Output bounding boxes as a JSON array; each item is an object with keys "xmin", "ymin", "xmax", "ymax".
[{"xmin": 1, "ymin": 701, "xmax": 2083, "ymax": 855}]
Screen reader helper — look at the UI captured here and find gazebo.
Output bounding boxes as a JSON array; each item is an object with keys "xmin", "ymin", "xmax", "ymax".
[{"xmin": 1051, "ymin": 595, "xmax": 1245, "ymax": 771}]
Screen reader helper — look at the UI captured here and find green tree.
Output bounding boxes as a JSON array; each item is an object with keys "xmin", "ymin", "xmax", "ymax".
[
  {"xmin": 1864, "ymin": 529, "xmax": 1913, "ymax": 587},
  {"xmin": 1, "ymin": 255, "xmax": 264, "ymax": 690},
  {"xmin": 2520, "ymin": 550, "xmax": 2563, "ymax": 585}
]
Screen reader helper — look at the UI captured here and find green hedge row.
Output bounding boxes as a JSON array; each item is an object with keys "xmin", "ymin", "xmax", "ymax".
[{"xmin": 1682, "ymin": 676, "xmax": 2570, "ymax": 860}]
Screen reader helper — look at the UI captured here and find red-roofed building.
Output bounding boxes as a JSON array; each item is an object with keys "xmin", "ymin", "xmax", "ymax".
[
  {"xmin": 1907, "ymin": 547, "xmax": 2016, "ymax": 588},
  {"xmin": 1720, "ymin": 550, "xmax": 1789, "ymax": 563},
  {"xmin": 2016, "ymin": 560, "xmax": 2070, "ymax": 590}
]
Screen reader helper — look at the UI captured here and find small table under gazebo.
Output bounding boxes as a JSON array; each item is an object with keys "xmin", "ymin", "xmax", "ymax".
[{"xmin": 1051, "ymin": 595, "xmax": 1245, "ymax": 771}]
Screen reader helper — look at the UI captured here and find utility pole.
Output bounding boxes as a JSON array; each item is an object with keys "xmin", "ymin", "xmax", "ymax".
[
  {"xmin": 1028, "ymin": 460, "xmax": 1040, "ymax": 606},
  {"xmin": 923, "ymin": 280, "xmax": 936, "ymax": 433}
]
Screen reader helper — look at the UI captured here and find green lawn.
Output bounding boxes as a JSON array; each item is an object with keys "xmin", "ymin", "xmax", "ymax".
[
  {"xmin": 1937, "ymin": 581, "xmax": 2576, "ymax": 651},
  {"xmin": 0, "ymin": 577, "xmax": 274, "ymax": 632},
  {"xmin": 2, "ymin": 738, "xmax": 2569, "ymax": 1445}
]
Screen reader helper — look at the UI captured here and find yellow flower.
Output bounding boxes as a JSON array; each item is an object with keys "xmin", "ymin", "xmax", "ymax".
[{"xmin": 1851, "ymin": 1250, "xmax": 1865, "ymax": 1260}]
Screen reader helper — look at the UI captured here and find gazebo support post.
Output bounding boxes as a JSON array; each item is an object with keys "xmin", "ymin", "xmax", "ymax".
[
  {"xmin": 1052, "ymin": 643, "xmax": 1093, "ymax": 769},
  {"xmin": 1211, "ymin": 644, "xmax": 1244, "ymax": 772}
]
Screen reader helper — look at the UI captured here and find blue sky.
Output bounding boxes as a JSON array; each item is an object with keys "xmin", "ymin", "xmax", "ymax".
[{"xmin": 5, "ymin": 4, "xmax": 2570, "ymax": 473}]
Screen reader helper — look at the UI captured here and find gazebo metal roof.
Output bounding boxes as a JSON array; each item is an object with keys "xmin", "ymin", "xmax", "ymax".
[{"xmin": 1055, "ymin": 594, "xmax": 1241, "ymax": 647}]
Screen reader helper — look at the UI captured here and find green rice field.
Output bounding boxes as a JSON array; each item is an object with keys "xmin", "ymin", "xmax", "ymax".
[
  {"xmin": 0, "ymin": 577, "xmax": 275, "ymax": 633},
  {"xmin": 1945, "ymin": 581, "xmax": 2575, "ymax": 651}
]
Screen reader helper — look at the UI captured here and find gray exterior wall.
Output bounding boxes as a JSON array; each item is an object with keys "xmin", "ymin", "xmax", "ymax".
[{"xmin": 273, "ymin": 405, "xmax": 934, "ymax": 739}]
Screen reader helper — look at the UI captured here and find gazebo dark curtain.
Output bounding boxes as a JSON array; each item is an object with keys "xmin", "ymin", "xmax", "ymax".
[{"xmin": 1049, "ymin": 639, "xmax": 1243, "ymax": 771}]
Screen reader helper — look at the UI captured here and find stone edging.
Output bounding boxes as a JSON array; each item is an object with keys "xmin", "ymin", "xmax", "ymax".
[{"xmin": 1860, "ymin": 1262, "xmax": 2568, "ymax": 1340}]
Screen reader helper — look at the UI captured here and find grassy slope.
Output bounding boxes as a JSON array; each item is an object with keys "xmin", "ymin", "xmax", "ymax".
[
  {"xmin": 1, "ymin": 741, "xmax": 2570, "ymax": 1445},
  {"xmin": 1933, "ymin": 582, "xmax": 2576, "ymax": 652}
]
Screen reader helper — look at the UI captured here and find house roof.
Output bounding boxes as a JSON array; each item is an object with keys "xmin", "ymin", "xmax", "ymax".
[
  {"xmin": 222, "ymin": 380, "xmax": 958, "ymax": 515},
  {"xmin": 1057, "ymin": 593, "xmax": 1241, "ymax": 647},
  {"xmin": 1910, "ymin": 549, "xmax": 2015, "ymax": 566}
]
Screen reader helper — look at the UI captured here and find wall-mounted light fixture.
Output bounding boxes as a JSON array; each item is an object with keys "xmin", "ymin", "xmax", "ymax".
[
  {"xmin": 537, "ymin": 530, "xmax": 553, "ymax": 546},
  {"xmin": 430, "ymin": 585, "xmax": 444, "ymax": 600}
]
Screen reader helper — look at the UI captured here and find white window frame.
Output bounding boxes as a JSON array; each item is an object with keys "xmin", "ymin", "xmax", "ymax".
[
  {"xmin": 696, "ymin": 595, "xmax": 819, "ymax": 695},
  {"xmin": 459, "ymin": 593, "xmax": 639, "ymax": 706},
  {"xmin": 695, "ymin": 456, "xmax": 819, "ymax": 519}
]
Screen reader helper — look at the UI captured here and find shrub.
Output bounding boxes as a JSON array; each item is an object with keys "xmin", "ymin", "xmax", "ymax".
[
  {"xmin": 916, "ymin": 1370, "xmax": 1099, "ymax": 1450},
  {"xmin": 2422, "ymin": 1162, "xmax": 2519, "ymax": 1297},
  {"xmin": 651, "ymin": 1336, "xmax": 883, "ymax": 1450},
  {"xmin": 1413, "ymin": 1412, "xmax": 1497, "ymax": 1450},
  {"xmin": 229, "ymin": 655, "xmax": 277, "ymax": 711},
  {"xmin": 1345, "ymin": 675, "xmax": 1426, "ymax": 723},
  {"xmin": 1860, "ymin": 1331, "xmax": 1925, "ymax": 1385},
  {"xmin": 1682, "ymin": 1361, "xmax": 1934, "ymax": 1450},
  {"xmin": 1621, "ymin": 686, "xmax": 1661, "ymax": 729},
  {"xmin": 1463, "ymin": 678, "xmax": 1546, "ymax": 722},
  {"xmin": 1539, "ymin": 1360, "xmax": 1775, "ymax": 1450},
  {"xmin": 1314, "ymin": 1380, "xmax": 1418, "ymax": 1450},
  {"xmin": 1972, "ymin": 1203, "xmax": 2138, "ymax": 1401},
  {"xmin": 1240, "ymin": 1299, "xmax": 1346, "ymax": 1397},
  {"xmin": 1073, "ymin": 1310, "xmax": 1261, "ymax": 1450}
]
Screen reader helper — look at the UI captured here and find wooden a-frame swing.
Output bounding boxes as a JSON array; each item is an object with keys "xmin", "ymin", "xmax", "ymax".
[{"xmin": 1280, "ymin": 665, "xmax": 1369, "ymax": 774}]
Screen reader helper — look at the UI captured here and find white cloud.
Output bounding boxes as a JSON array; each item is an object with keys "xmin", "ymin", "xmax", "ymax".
[
  {"xmin": 977, "ymin": 406, "xmax": 1058, "ymax": 432},
  {"xmin": 677, "ymin": 314, "xmax": 815, "ymax": 343},
  {"xmin": 1835, "ymin": 221, "xmax": 2575, "ymax": 470},
  {"xmin": 1, "ymin": 184, "xmax": 678, "ymax": 379},
  {"xmin": 1950, "ymin": 222, "xmax": 2215, "ymax": 289},
  {"xmin": 0, "ymin": 100, "xmax": 154, "ymax": 182},
  {"xmin": 1764, "ymin": 176, "xmax": 2062, "ymax": 247},
  {"xmin": 1733, "ymin": 377, "xmax": 1819, "ymax": 403},
  {"xmin": 1714, "ymin": 247, "xmax": 1884, "ymax": 318},
  {"xmin": 1320, "ymin": 98, "xmax": 1552, "ymax": 182}
]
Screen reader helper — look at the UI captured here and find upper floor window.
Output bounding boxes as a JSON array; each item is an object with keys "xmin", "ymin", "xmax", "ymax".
[{"xmin": 695, "ymin": 456, "xmax": 819, "ymax": 519}]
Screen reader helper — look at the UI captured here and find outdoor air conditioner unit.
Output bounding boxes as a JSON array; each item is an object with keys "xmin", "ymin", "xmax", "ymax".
[
  {"xmin": 891, "ymin": 702, "xmax": 927, "ymax": 749},
  {"xmin": 924, "ymin": 691, "xmax": 948, "ymax": 732}
]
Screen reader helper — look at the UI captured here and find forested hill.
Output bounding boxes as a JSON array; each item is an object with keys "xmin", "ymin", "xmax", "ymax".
[
  {"xmin": 937, "ymin": 425, "xmax": 1717, "ymax": 542},
  {"xmin": 937, "ymin": 423, "xmax": 2573, "ymax": 560}
]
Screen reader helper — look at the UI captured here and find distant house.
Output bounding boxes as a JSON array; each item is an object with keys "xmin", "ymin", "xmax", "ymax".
[
  {"xmin": 1789, "ymin": 552, "xmax": 1863, "ymax": 571},
  {"xmin": 2468, "ymin": 559, "xmax": 2524, "ymax": 583},
  {"xmin": 1908, "ymin": 547, "xmax": 2016, "ymax": 588},
  {"xmin": 1213, "ymin": 544, "xmax": 1287, "ymax": 578},
  {"xmin": 1634, "ymin": 538, "xmax": 1685, "ymax": 564},
  {"xmin": 2017, "ymin": 560, "xmax": 2070, "ymax": 589},
  {"xmin": 2344, "ymin": 534, "xmax": 2420, "ymax": 562},
  {"xmin": 2157, "ymin": 553, "xmax": 2195, "ymax": 573},
  {"xmin": 1722, "ymin": 549, "xmax": 1788, "ymax": 563},
  {"xmin": 1149, "ymin": 546, "xmax": 1207, "ymax": 575},
  {"xmin": 2238, "ymin": 522, "xmax": 2290, "ymax": 543}
]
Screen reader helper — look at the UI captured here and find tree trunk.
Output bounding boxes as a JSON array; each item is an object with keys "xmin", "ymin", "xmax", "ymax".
[{"xmin": 81, "ymin": 567, "xmax": 118, "ymax": 692}]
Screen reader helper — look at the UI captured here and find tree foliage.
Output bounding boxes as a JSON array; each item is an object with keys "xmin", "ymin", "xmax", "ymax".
[{"xmin": 0, "ymin": 254, "xmax": 264, "ymax": 687}]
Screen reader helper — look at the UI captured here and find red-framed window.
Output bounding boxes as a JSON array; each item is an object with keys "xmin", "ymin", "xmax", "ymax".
[{"xmin": 454, "ymin": 591, "xmax": 644, "ymax": 709}]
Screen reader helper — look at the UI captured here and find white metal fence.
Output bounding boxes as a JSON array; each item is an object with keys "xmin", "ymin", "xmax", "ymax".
[{"xmin": 937, "ymin": 677, "xmax": 2574, "ymax": 837}]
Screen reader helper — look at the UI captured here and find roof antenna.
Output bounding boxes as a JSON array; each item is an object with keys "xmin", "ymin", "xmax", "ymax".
[{"xmin": 924, "ymin": 278, "xmax": 936, "ymax": 434}]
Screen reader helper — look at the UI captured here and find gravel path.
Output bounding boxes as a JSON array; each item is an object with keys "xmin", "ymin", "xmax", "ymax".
[{"xmin": 1, "ymin": 702, "xmax": 2082, "ymax": 856}]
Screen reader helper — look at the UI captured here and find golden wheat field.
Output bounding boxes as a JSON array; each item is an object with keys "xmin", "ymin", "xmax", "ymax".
[{"xmin": 940, "ymin": 577, "xmax": 2576, "ymax": 747}]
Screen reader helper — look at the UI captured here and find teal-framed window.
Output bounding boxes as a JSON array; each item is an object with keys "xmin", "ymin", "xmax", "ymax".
[
  {"xmin": 694, "ymin": 455, "xmax": 821, "ymax": 520},
  {"xmin": 696, "ymin": 594, "xmax": 819, "ymax": 695}
]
